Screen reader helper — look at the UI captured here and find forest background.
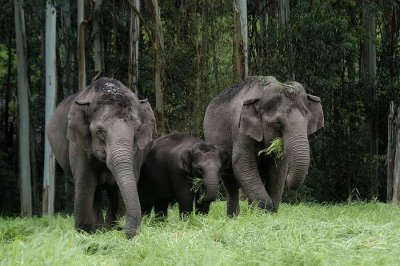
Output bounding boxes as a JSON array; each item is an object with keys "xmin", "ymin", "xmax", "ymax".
[{"xmin": 1, "ymin": 0, "xmax": 400, "ymax": 216}]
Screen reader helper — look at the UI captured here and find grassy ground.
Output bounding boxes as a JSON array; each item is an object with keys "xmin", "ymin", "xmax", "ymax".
[{"xmin": 1, "ymin": 201, "xmax": 400, "ymax": 266}]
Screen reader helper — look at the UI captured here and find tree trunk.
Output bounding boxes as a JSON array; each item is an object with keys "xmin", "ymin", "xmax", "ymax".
[
  {"xmin": 388, "ymin": 102, "xmax": 396, "ymax": 202},
  {"xmin": 233, "ymin": 2, "xmax": 243, "ymax": 81},
  {"xmin": 42, "ymin": 0, "xmax": 57, "ymax": 216},
  {"xmin": 237, "ymin": 0, "xmax": 248, "ymax": 78},
  {"xmin": 128, "ymin": 0, "xmax": 140, "ymax": 94},
  {"xmin": 61, "ymin": 0, "xmax": 73, "ymax": 97},
  {"xmin": 93, "ymin": 0, "xmax": 104, "ymax": 80},
  {"xmin": 14, "ymin": 0, "xmax": 32, "ymax": 217},
  {"xmin": 361, "ymin": 1, "xmax": 377, "ymax": 80},
  {"xmin": 150, "ymin": 0, "xmax": 167, "ymax": 134},
  {"xmin": 279, "ymin": 0, "xmax": 289, "ymax": 29},
  {"xmin": 393, "ymin": 107, "xmax": 400, "ymax": 204},
  {"xmin": 361, "ymin": 1, "xmax": 378, "ymax": 198},
  {"xmin": 78, "ymin": 0, "xmax": 86, "ymax": 90},
  {"xmin": 388, "ymin": 102, "xmax": 400, "ymax": 204}
]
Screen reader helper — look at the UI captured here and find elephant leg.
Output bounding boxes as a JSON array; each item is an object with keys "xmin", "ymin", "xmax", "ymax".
[
  {"xmin": 105, "ymin": 184, "xmax": 120, "ymax": 227},
  {"xmin": 177, "ymin": 191, "xmax": 194, "ymax": 217},
  {"xmin": 69, "ymin": 143, "xmax": 98, "ymax": 233},
  {"xmin": 263, "ymin": 158, "xmax": 287, "ymax": 211},
  {"xmin": 221, "ymin": 173, "xmax": 240, "ymax": 216},
  {"xmin": 232, "ymin": 141, "xmax": 274, "ymax": 211},
  {"xmin": 154, "ymin": 201, "xmax": 169, "ymax": 220},
  {"xmin": 195, "ymin": 200, "xmax": 211, "ymax": 214},
  {"xmin": 137, "ymin": 181, "xmax": 154, "ymax": 216},
  {"xmin": 93, "ymin": 187, "xmax": 105, "ymax": 229},
  {"xmin": 74, "ymin": 176, "xmax": 97, "ymax": 233}
]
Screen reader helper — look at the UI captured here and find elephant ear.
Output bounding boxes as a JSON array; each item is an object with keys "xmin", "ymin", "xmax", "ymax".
[
  {"xmin": 238, "ymin": 98, "xmax": 263, "ymax": 142},
  {"xmin": 137, "ymin": 99, "xmax": 157, "ymax": 150},
  {"xmin": 67, "ymin": 91, "xmax": 92, "ymax": 146},
  {"xmin": 180, "ymin": 148, "xmax": 192, "ymax": 174},
  {"xmin": 307, "ymin": 94, "xmax": 324, "ymax": 135}
]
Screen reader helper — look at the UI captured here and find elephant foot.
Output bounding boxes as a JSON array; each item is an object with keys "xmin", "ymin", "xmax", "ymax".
[
  {"xmin": 257, "ymin": 200, "xmax": 276, "ymax": 212},
  {"xmin": 75, "ymin": 223, "xmax": 96, "ymax": 234},
  {"xmin": 126, "ymin": 228, "xmax": 140, "ymax": 239}
]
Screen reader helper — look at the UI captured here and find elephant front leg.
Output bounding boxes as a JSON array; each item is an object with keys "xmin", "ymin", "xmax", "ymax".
[
  {"xmin": 232, "ymin": 142, "xmax": 274, "ymax": 212},
  {"xmin": 105, "ymin": 184, "xmax": 120, "ymax": 228},
  {"xmin": 74, "ymin": 177, "xmax": 98, "ymax": 233},
  {"xmin": 177, "ymin": 190, "xmax": 194, "ymax": 217},
  {"xmin": 262, "ymin": 157, "xmax": 287, "ymax": 211},
  {"xmin": 221, "ymin": 173, "xmax": 240, "ymax": 216},
  {"xmin": 70, "ymin": 145, "xmax": 98, "ymax": 233}
]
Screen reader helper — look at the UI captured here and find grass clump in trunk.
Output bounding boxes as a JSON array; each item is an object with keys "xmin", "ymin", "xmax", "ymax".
[{"xmin": 258, "ymin": 137, "xmax": 284, "ymax": 160}]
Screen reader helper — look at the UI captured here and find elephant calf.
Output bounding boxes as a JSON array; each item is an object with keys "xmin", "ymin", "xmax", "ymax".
[{"xmin": 138, "ymin": 133, "xmax": 227, "ymax": 217}]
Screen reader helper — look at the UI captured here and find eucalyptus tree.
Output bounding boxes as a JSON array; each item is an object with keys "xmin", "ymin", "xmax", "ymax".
[{"xmin": 14, "ymin": 0, "xmax": 32, "ymax": 217}]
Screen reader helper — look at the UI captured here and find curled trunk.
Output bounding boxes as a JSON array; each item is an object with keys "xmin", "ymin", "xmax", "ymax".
[
  {"xmin": 283, "ymin": 134, "xmax": 310, "ymax": 190},
  {"xmin": 202, "ymin": 172, "xmax": 219, "ymax": 202},
  {"xmin": 107, "ymin": 139, "xmax": 141, "ymax": 238}
]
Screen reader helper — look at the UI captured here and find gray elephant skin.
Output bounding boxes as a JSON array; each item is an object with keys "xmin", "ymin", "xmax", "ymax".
[
  {"xmin": 138, "ymin": 133, "xmax": 226, "ymax": 217},
  {"xmin": 203, "ymin": 76, "xmax": 324, "ymax": 215},
  {"xmin": 47, "ymin": 77, "xmax": 157, "ymax": 238}
]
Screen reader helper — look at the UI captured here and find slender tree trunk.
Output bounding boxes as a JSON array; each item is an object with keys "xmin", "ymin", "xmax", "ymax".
[
  {"xmin": 14, "ymin": 0, "xmax": 32, "ymax": 217},
  {"xmin": 149, "ymin": 0, "xmax": 167, "ymax": 134},
  {"xmin": 388, "ymin": 102, "xmax": 396, "ymax": 202},
  {"xmin": 392, "ymin": 106, "xmax": 400, "ymax": 204},
  {"xmin": 361, "ymin": 1, "xmax": 378, "ymax": 198},
  {"xmin": 128, "ymin": 0, "xmax": 140, "ymax": 93},
  {"xmin": 233, "ymin": 2, "xmax": 243, "ymax": 81},
  {"xmin": 93, "ymin": 0, "xmax": 103, "ymax": 80},
  {"xmin": 61, "ymin": 0, "xmax": 73, "ymax": 97},
  {"xmin": 211, "ymin": 15, "xmax": 219, "ymax": 88},
  {"xmin": 78, "ymin": 0, "xmax": 86, "ymax": 90},
  {"xmin": 279, "ymin": 0, "xmax": 289, "ymax": 29},
  {"xmin": 42, "ymin": 0, "xmax": 57, "ymax": 216},
  {"xmin": 237, "ymin": 0, "xmax": 248, "ymax": 78}
]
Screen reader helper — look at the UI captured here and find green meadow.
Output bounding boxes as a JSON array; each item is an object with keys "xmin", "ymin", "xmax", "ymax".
[{"xmin": 1, "ymin": 201, "xmax": 399, "ymax": 265}]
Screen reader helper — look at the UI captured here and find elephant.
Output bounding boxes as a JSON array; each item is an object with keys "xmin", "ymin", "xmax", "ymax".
[
  {"xmin": 203, "ymin": 76, "xmax": 324, "ymax": 216},
  {"xmin": 47, "ymin": 77, "xmax": 157, "ymax": 238},
  {"xmin": 138, "ymin": 133, "xmax": 227, "ymax": 218}
]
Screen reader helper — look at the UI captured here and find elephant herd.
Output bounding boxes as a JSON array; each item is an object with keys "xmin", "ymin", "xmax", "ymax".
[{"xmin": 47, "ymin": 76, "xmax": 324, "ymax": 238}]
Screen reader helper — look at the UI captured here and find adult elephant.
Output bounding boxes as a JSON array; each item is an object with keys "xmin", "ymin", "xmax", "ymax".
[
  {"xmin": 47, "ymin": 77, "xmax": 157, "ymax": 238},
  {"xmin": 203, "ymin": 76, "xmax": 324, "ymax": 216}
]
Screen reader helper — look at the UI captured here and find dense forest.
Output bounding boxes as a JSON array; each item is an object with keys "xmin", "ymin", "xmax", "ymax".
[{"xmin": 1, "ymin": 0, "xmax": 400, "ymax": 216}]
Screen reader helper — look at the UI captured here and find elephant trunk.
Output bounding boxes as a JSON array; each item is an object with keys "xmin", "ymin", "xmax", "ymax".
[
  {"xmin": 202, "ymin": 171, "xmax": 219, "ymax": 202},
  {"xmin": 107, "ymin": 139, "xmax": 141, "ymax": 238},
  {"xmin": 283, "ymin": 133, "xmax": 310, "ymax": 190}
]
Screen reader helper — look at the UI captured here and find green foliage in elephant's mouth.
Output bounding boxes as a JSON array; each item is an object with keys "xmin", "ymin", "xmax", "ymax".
[
  {"xmin": 258, "ymin": 137, "xmax": 284, "ymax": 160},
  {"xmin": 191, "ymin": 177, "xmax": 205, "ymax": 204}
]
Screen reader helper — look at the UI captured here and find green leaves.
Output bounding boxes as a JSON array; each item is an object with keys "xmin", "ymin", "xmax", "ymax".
[{"xmin": 258, "ymin": 137, "xmax": 284, "ymax": 160}]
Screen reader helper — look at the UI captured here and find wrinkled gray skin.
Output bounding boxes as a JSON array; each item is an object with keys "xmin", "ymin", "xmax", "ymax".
[
  {"xmin": 47, "ymin": 77, "xmax": 157, "ymax": 238},
  {"xmin": 138, "ymin": 133, "xmax": 226, "ymax": 217},
  {"xmin": 203, "ymin": 76, "xmax": 324, "ymax": 215}
]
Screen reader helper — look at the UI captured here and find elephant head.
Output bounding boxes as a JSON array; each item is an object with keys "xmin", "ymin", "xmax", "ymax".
[
  {"xmin": 67, "ymin": 77, "xmax": 157, "ymax": 238},
  {"xmin": 238, "ymin": 78, "xmax": 324, "ymax": 190},
  {"xmin": 181, "ymin": 143, "xmax": 227, "ymax": 202}
]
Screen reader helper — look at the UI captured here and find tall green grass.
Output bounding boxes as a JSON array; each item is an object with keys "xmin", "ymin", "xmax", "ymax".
[{"xmin": 1, "ymin": 202, "xmax": 400, "ymax": 265}]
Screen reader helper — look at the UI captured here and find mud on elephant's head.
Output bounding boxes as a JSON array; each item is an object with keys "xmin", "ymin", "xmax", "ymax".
[
  {"xmin": 181, "ymin": 142, "xmax": 228, "ymax": 203},
  {"xmin": 239, "ymin": 77, "xmax": 324, "ymax": 190},
  {"xmin": 67, "ymin": 77, "xmax": 157, "ymax": 237}
]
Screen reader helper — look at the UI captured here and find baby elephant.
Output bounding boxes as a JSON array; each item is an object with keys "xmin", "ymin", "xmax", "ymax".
[{"xmin": 138, "ymin": 133, "xmax": 227, "ymax": 217}]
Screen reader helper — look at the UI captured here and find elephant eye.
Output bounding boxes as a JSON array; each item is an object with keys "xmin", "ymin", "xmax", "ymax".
[
  {"xmin": 272, "ymin": 120, "xmax": 283, "ymax": 129},
  {"xmin": 96, "ymin": 127, "xmax": 106, "ymax": 141}
]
